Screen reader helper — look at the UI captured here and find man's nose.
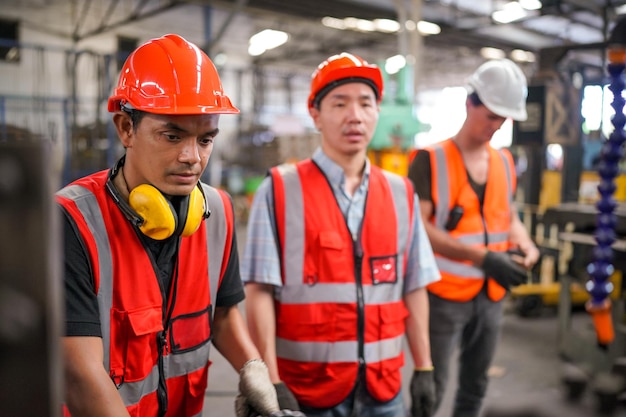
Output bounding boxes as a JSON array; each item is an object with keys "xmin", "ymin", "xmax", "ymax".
[{"xmin": 179, "ymin": 139, "xmax": 201, "ymax": 163}]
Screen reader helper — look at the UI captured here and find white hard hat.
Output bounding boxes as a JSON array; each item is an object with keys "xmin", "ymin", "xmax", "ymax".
[{"xmin": 467, "ymin": 59, "xmax": 528, "ymax": 121}]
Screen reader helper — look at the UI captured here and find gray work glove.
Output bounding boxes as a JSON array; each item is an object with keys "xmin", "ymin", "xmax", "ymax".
[
  {"xmin": 410, "ymin": 369, "xmax": 436, "ymax": 417},
  {"xmin": 235, "ymin": 359, "xmax": 280, "ymax": 417},
  {"xmin": 274, "ymin": 382, "xmax": 300, "ymax": 411},
  {"xmin": 482, "ymin": 250, "xmax": 527, "ymax": 291}
]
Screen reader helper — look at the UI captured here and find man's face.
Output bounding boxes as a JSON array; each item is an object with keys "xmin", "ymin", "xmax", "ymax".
[
  {"xmin": 466, "ymin": 100, "xmax": 507, "ymax": 144},
  {"xmin": 118, "ymin": 112, "xmax": 220, "ymax": 196},
  {"xmin": 309, "ymin": 82, "xmax": 379, "ymax": 158}
]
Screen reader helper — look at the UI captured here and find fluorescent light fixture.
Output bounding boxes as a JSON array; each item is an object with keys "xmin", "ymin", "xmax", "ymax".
[
  {"xmin": 492, "ymin": 2, "xmax": 527, "ymax": 24},
  {"xmin": 321, "ymin": 16, "xmax": 438, "ymax": 36},
  {"xmin": 385, "ymin": 54, "xmax": 406, "ymax": 75},
  {"xmin": 417, "ymin": 20, "xmax": 441, "ymax": 35},
  {"xmin": 480, "ymin": 47, "xmax": 506, "ymax": 59},
  {"xmin": 616, "ymin": 4, "xmax": 626, "ymax": 14},
  {"xmin": 519, "ymin": 0, "xmax": 542, "ymax": 10},
  {"xmin": 248, "ymin": 29, "xmax": 289, "ymax": 56},
  {"xmin": 213, "ymin": 52, "xmax": 228, "ymax": 66},
  {"xmin": 322, "ymin": 16, "xmax": 347, "ymax": 30},
  {"xmin": 510, "ymin": 49, "xmax": 536, "ymax": 62},
  {"xmin": 248, "ymin": 43, "xmax": 266, "ymax": 56},
  {"xmin": 343, "ymin": 17, "xmax": 376, "ymax": 32},
  {"xmin": 374, "ymin": 18, "xmax": 401, "ymax": 33},
  {"xmin": 405, "ymin": 20, "xmax": 417, "ymax": 31}
]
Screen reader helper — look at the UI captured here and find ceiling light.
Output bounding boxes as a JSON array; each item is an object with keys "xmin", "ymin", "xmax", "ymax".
[
  {"xmin": 405, "ymin": 20, "xmax": 417, "ymax": 31},
  {"xmin": 248, "ymin": 43, "xmax": 266, "ymax": 57},
  {"xmin": 417, "ymin": 20, "xmax": 441, "ymax": 35},
  {"xmin": 480, "ymin": 47, "xmax": 506, "ymax": 60},
  {"xmin": 322, "ymin": 16, "xmax": 347, "ymax": 30},
  {"xmin": 374, "ymin": 19, "xmax": 401, "ymax": 33},
  {"xmin": 343, "ymin": 17, "xmax": 376, "ymax": 32},
  {"xmin": 519, "ymin": 0, "xmax": 542, "ymax": 10},
  {"xmin": 355, "ymin": 18, "xmax": 376, "ymax": 32},
  {"xmin": 385, "ymin": 54, "xmax": 406, "ymax": 75},
  {"xmin": 213, "ymin": 52, "xmax": 228, "ymax": 66},
  {"xmin": 510, "ymin": 49, "xmax": 536, "ymax": 62},
  {"xmin": 492, "ymin": 2, "xmax": 527, "ymax": 24},
  {"xmin": 248, "ymin": 29, "xmax": 289, "ymax": 56}
]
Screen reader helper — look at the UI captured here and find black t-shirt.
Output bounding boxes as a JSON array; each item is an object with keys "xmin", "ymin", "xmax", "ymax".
[
  {"xmin": 407, "ymin": 149, "xmax": 486, "ymax": 209},
  {"xmin": 62, "ymin": 209, "xmax": 245, "ymax": 337}
]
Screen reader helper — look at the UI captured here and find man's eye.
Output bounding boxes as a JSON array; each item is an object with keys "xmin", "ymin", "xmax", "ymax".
[
  {"xmin": 163, "ymin": 133, "xmax": 180, "ymax": 141},
  {"xmin": 199, "ymin": 137, "xmax": 214, "ymax": 146}
]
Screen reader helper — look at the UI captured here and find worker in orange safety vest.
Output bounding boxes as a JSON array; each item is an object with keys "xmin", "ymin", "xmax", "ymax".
[{"xmin": 407, "ymin": 59, "xmax": 541, "ymax": 417}]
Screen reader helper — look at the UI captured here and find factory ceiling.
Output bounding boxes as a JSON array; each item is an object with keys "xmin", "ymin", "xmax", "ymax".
[{"xmin": 3, "ymin": 0, "xmax": 626, "ymax": 87}]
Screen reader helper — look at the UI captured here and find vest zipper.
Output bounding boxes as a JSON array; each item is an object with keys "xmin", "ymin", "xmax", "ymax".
[
  {"xmin": 354, "ymin": 245, "xmax": 365, "ymax": 368},
  {"xmin": 480, "ymin": 204, "xmax": 490, "ymax": 289},
  {"xmin": 156, "ymin": 243, "xmax": 181, "ymax": 417},
  {"xmin": 156, "ymin": 331, "xmax": 169, "ymax": 417}
]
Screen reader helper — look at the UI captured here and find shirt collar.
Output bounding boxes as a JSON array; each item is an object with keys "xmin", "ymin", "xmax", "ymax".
[{"xmin": 311, "ymin": 147, "xmax": 370, "ymax": 189}]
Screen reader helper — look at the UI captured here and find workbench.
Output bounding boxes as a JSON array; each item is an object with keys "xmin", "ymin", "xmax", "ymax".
[
  {"xmin": 538, "ymin": 203, "xmax": 626, "ymax": 371},
  {"xmin": 542, "ymin": 202, "xmax": 626, "ymax": 236}
]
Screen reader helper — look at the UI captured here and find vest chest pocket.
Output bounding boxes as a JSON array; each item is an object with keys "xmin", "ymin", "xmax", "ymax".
[
  {"xmin": 315, "ymin": 231, "xmax": 350, "ymax": 284},
  {"xmin": 169, "ymin": 306, "xmax": 212, "ymax": 353},
  {"xmin": 110, "ymin": 305, "xmax": 163, "ymax": 383}
]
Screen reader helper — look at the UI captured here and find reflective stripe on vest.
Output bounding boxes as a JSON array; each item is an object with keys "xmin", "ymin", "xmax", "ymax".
[
  {"xmin": 271, "ymin": 161, "xmax": 412, "ymax": 407},
  {"xmin": 428, "ymin": 140, "xmax": 515, "ymax": 301},
  {"xmin": 57, "ymin": 177, "xmax": 228, "ymax": 413}
]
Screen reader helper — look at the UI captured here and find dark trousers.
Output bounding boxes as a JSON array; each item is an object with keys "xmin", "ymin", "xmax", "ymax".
[{"xmin": 429, "ymin": 290, "xmax": 503, "ymax": 417}]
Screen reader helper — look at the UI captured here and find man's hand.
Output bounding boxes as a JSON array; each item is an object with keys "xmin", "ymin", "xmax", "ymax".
[
  {"xmin": 482, "ymin": 250, "xmax": 528, "ymax": 290},
  {"xmin": 410, "ymin": 369, "xmax": 435, "ymax": 417},
  {"xmin": 235, "ymin": 359, "xmax": 280, "ymax": 417},
  {"xmin": 516, "ymin": 244, "xmax": 540, "ymax": 270}
]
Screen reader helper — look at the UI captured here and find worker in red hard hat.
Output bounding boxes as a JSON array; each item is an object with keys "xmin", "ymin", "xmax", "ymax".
[
  {"xmin": 57, "ymin": 34, "xmax": 280, "ymax": 417},
  {"xmin": 408, "ymin": 59, "xmax": 540, "ymax": 417},
  {"xmin": 242, "ymin": 52, "xmax": 440, "ymax": 417}
]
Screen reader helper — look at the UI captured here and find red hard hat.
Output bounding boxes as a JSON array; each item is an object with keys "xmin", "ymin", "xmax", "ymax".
[
  {"xmin": 308, "ymin": 52, "xmax": 383, "ymax": 109},
  {"xmin": 108, "ymin": 34, "xmax": 239, "ymax": 115}
]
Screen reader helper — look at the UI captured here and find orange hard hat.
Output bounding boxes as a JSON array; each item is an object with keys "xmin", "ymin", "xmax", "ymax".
[
  {"xmin": 108, "ymin": 34, "xmax": 239, "ymax": 115},
  {"xmin": 308, "ymin": 52, "xmax": 383, "ymax": 109}
]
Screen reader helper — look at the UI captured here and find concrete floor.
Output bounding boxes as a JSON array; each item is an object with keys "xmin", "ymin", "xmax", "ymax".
[
  {"xmin": 203, "ymin": 308, "xmax": 626, "ymax": 417},
  {"xmin": 201, "ymin": 223, "xmax": 626, "ymax": 417}
]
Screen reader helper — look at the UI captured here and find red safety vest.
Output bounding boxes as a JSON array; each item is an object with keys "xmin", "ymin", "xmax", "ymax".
[
  {"xmin": 56, "ymin": 170, "xmax": 233, "ymax": 417},
  {"xmin": 426, "ymin": 139, "xmax": 515, "ymax": 302},
  {"xmin": 270, "ymin": 160, "xmax": 414, "ymax": 408}
]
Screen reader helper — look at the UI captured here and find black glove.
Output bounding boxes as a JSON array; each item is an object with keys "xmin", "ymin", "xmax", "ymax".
[
  {"xmin": 482, "ymin": 250, "xmax": 527, "ymax": 290},
  {"xmin": 410, "ymin": 369, "xmax": 436, "ymax": 417},
  {"xmin": 274, "ymin": 382, "xmax": 300, "ymax": 411}
]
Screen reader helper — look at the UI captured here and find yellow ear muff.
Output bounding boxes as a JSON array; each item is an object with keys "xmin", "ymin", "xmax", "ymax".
[
  {"xmin": 181, "ymin": 186, "xmax": 205, "ymax": 237},
  {"xmin": 129, "ymin": 184, "xmax": 177, "ymax": 240}
]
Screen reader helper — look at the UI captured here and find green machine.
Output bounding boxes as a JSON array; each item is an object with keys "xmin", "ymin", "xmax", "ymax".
[{"xmin": 368, "ymin": 62, "xmax": 429, "ymax": 175}]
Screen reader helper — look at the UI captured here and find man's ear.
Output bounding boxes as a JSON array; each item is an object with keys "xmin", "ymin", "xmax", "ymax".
[
  {"xmin": 112, "ymin": 112, "xmax": 134, "ymax": 147},
  {"xmin": 309, "ymin": 106, "xmax": 322, "ymax": 130}
]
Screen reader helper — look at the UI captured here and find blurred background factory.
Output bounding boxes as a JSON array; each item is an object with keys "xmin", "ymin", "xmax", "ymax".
[{"xmin": 3, "ymin": 0, "xmax": 626, "ymax": 416}]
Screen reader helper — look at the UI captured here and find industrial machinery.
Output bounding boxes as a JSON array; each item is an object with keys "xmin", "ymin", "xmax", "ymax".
[{"xmin": 367, "ymin": 63, "xmax": 429, "ymax": 175}]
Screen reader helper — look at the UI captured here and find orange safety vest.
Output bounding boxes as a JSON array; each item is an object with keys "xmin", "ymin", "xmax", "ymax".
[
  {"xmin": 426, "ymin": 139, "xmax": 515, "ymax": 302},
  {"xmin": 270, "ymin": 160, "xmax": 414, "ymax": 408},
  {"xmin": 56, "ymin": 170, "xmax": 233, "ymax": 417}
]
